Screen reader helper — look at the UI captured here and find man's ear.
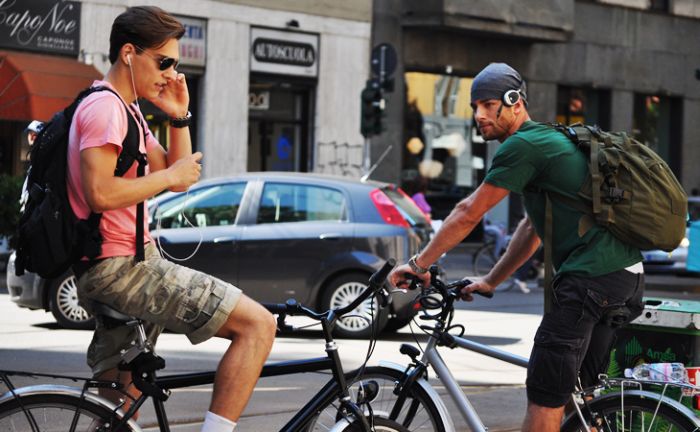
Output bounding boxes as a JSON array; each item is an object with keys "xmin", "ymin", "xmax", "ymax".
[{"xmin": 121, "ymin": 43, "xmax": 136, "ymax": 67}]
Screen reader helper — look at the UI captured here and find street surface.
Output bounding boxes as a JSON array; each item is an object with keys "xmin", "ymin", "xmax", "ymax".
[{"xmin": 2, "ymin": 246, "xmax": 700, "ymax": 431}]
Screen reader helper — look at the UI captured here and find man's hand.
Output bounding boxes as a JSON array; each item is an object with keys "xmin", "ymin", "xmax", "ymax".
[
  {"xmin": 458, "ymin": 278, "xmax": 496, "ymax": 302},
  {"xmin": 389, "ymin": 263, "xmax": 430, "ymax": 290},
  {"xmin": 166, "ymin": 152, "xmax": 202, "ymax": 191},
  {"xmin": 153, "ymin": 72, "xmax": 190, "ymax": 118}
]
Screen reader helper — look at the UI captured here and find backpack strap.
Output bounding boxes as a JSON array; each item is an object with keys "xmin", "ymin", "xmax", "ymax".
[
  {"xmin": 114, "ymin": 101, "xmax": 148, "ymax": 263},
  {"xmin": 544, "ymin": 194, "xmax": 553, "ymax": 314},
  {"xmin": 77, "ymin": 86, "xmax": 147, "ymax": 262}
]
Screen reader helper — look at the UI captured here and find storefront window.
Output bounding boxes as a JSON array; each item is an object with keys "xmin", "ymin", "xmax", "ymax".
[
  {"xmin": 633, "ymin": 93, "xmax": 682, "ymax": 176},
  {"xmin": 402, "ymin": 72, "xmax": 480, "ymax": 222},
  {"xmin": 556, "ymin": 86, "xmax": 611, "ymax": 129}
]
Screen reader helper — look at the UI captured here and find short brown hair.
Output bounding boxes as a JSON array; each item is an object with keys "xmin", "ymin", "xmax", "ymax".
[{"xmin": 109, "ymin": 6, "xmax": 185, "ymax": 64}]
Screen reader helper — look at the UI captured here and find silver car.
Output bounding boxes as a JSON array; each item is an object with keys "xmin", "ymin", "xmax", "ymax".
[{"xmin": 8, "ymin": 172, "xmax": 432, "ymax": 336}]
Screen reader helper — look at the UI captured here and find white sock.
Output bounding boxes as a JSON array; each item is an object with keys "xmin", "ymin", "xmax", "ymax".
[{"xmin": 201, "ymin": 411, "xmax": 237, "ymax": 432}]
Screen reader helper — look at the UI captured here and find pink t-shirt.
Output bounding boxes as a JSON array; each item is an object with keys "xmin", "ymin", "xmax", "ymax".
[{"xmin": 67, "ymin": 80, "xmax": 160, "ymax": 259}]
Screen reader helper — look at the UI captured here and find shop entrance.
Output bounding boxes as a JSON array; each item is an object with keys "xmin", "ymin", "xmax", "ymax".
[{"xmin": 248, "ymin": 76, "xmax": 314, "ymax": 172}]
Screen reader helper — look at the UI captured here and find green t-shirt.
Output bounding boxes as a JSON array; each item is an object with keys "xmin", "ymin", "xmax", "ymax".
[{"xmin": 484, "ymin": 121, "xmax": 641, "ymax": 276}]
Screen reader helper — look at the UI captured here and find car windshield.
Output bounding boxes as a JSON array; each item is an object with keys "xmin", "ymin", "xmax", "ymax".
[{"xmin": 382, "ymin": 187, "xmax": 430, "ymax": 227}]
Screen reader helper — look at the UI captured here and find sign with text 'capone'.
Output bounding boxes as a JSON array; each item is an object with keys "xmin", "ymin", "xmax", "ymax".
[{"xmin": 0, "ymin": 0, "xmax": 80, "ymax": 56}]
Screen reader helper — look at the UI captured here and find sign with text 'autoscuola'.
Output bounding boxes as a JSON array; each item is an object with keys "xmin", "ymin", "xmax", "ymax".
[
  {"xmin": 0, "ymin": 0, "xmax": 81, "ymax": 56},
  {"xmin": 250, "ymin": 27, "xmax": 319, "ymax": 78}
]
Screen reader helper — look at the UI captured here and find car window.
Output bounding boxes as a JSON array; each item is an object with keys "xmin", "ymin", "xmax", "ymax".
[
  {"xmin": 257, "ymin": 183, "xmax": 346, "ymax": 224},
  {"xmin": 382, "ymin": 187, "xmax": 430, "ymax": 226},
  {"xmin": 689, "ymin": 199, "xmax": 700, "ymax": 222},
  {"xmin": 154, "ymin": 183, "xmax": 246, "ymax": 228}
]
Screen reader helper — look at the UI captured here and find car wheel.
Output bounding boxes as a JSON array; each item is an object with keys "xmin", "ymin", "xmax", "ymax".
[
  {"xmin": 49, "ymin": 274, "xmax": 95, "ymax": 330},
  {"xmin": 321, "ymin": 272, "xmax": 389, "ymax": 339}
]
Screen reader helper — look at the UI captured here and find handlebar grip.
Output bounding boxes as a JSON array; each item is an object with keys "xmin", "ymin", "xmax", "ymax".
[
  {"xmin": 369, "ymin": 258, "xmax": 396, "ymax": 287},
  {"xmin": 446, "ymin": 279, "xmax": 494, "ymax": 299},
  {"xmin": 475, "ymin": 290, "xmax": 494, "ymax": 299},
  {"xmin": 263, "ymin": 303, "xmax": 288, "ymax": 314}
]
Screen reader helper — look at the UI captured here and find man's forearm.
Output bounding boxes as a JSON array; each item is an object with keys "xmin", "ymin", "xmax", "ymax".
[
  {"xmin": 416, "ymin": 202, "xmax": 481, "ymax": 269},
  {"xmin": 166, "ymin": 126, "xmax": 193, "ymax": 166},
  {"xmin": 87, "ymin": 170, "xmax": 172, "ymax": 212}
]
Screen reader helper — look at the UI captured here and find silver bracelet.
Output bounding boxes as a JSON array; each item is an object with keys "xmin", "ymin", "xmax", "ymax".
[{"xmin": 408, "ymin": 255, "xmax": 428, "ymax": 274}]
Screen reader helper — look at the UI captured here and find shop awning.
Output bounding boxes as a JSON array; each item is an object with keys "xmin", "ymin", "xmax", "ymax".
[{"xmin": 0, "ymin": 50, "xmax": 102, "ymax": 122}]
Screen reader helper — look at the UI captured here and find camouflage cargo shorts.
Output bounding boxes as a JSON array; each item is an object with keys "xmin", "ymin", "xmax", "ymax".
[{"xmin": 76, "ymin": 244, "xmax": 241, "ymax": 376}]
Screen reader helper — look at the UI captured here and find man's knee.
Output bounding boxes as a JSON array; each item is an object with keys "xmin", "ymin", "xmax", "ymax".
[{"xmin": 216, "ymin": 295, "xmax": 276, "ymax": 344}]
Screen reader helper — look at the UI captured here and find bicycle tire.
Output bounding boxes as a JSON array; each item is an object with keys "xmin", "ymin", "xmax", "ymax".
[
  {"xmin": 560, "ymin": 390, "xmax": 700, "ymax": 432},
  {"xmin": 472, "ymin": 244, "xmax": 513, "ymax": 292},
  {"xmin": 304, "ymin": 366, "xmax": 449, "ymax": 432},
  {"xmin": 0, "ymin": 392, "xmax": 137, "ymax": 432}
]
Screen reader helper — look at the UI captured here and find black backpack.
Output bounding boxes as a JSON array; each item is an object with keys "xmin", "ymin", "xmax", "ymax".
[{"xmin": 15, "ymin": 86, "xmax": 146, "ymax": 278}]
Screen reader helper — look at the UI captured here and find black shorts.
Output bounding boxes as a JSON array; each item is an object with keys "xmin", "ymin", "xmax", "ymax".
[{"xmin": 526, "ymin": 269, "xmax": 644, "ymax": 408}]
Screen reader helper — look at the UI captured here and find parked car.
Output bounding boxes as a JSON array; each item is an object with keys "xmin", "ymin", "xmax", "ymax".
[
  {"xmin": 7, "ymin": 172, "xmax": 432, "ymax": 336},
  {"xmin": 642, "ymin": 196, "xmax": 700, "ymax": 274}
]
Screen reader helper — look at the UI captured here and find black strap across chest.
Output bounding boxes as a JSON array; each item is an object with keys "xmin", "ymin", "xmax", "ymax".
[{"xmin": 83, "ymin": 86, "xmax": 147, "ymax": 263}]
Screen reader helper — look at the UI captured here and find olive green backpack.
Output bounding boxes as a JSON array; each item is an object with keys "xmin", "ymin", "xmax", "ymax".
[
  {"xmin": 547, "ymin": 123, "xmax": 687, "ymax": 251},
  {"xmin": 541, "ymin": 123, "xmax": 687, "ymax": 311}
]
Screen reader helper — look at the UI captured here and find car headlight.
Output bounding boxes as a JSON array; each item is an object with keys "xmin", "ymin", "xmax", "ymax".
[{"xmin": 680, "ymin": 237, "xmax": 690, "ymax": 248}]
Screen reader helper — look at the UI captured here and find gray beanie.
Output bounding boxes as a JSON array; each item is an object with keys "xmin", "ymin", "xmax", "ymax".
[{"xmin": 471, "ymin": 63, "xmax": 527, "ymax": 104}]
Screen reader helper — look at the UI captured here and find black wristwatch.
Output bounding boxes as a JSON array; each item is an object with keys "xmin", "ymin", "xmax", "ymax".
[{"xmin": 170, "ymin": 111, "xmax": 192, "ymax": 128}]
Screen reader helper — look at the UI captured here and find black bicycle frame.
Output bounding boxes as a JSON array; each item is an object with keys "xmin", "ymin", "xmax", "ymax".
[{"xmin": 110, "ymin": 325, "xmax": 366, "ymax": 431}]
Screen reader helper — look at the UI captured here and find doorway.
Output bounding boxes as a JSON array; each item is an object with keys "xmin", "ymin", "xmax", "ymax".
[{"xmin": 248, "ymin": 75, "xmax": 314, "ymax": 172}]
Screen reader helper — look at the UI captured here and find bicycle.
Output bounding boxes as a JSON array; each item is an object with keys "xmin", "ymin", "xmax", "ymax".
[
  {"xmin": 472, "ymin": 221, "xmax": 541, "ymax": 293},
  {"xmin": 0, "ymin": 259, "xmax": 451, "ymax": 432},
  {"xmin": 359, "ymin": 267, "xmax": 700, "ymax": 431}
]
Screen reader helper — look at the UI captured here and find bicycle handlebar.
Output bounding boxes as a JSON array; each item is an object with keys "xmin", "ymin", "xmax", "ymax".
[
  {"xmin": 445, "ymin": 278, "xmax": 494, "ymax": 299},
  {"xmin": 263, "ymin": 259, "xmax": 396, "ymax": 320},
  {"xmin": 406, "ymin": 272, "xmax": 494, "ymax": 299}
]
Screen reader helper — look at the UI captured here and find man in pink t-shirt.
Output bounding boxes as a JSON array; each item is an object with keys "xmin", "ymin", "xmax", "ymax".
[{"xmin": 67, "ymin": 7, "xmax": 275, "ymax": 432}]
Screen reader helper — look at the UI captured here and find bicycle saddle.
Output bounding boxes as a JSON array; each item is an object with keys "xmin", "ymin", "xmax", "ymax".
[{"xmin": 91, "ymin": 301, "xmax": 137, "ymax": 324}]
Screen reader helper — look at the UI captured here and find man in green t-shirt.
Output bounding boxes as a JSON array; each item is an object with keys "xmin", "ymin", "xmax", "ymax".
[{"xmin": 389, "ymin": 63, "xmax": 644, "ymax": 431}]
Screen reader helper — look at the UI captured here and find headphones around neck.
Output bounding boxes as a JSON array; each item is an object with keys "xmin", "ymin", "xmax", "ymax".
[{"xmin": 503, "ymin": 89, "xmax": 521, "ymax": 107}]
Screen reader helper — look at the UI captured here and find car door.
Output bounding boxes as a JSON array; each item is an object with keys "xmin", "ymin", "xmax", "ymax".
[
  {"xmin": 150, "ymin": 181, "xmax": 248, "ymax": 284},
  {"xmin": 236, "ymin": 181, "xmax": 355, "ymax": 305}
]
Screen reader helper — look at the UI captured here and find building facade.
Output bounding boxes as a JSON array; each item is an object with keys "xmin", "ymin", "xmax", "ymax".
[
  {"xmin": 370, "ymin": 0, "xmax": 700, "ymax": 227},
  {"xmin": 0, "ymin": 0, "xmax": 372, "ymax": 180}
]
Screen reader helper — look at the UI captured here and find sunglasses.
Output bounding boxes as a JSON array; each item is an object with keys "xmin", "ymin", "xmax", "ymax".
[{"xmin": 133, "ymin": 45, "xmax": 179, "ymax": 71}]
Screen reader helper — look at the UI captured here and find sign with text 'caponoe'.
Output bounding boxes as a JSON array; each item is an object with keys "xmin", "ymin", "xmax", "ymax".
[{"xmin": 0, "ymin": 0, "xmax": 81, "ymax": 56}]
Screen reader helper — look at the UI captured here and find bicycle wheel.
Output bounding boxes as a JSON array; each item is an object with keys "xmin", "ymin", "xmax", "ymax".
[
  {"xmin": 305, "ymin": 366, "xmax": 450, "ymax": 432},
  {"xmin": 0, "ymin": 392, "xmax": 136, "ymax": 432},
  {"xmin": 472, "ymin": 244, "xmax": 513, "ymax": 292},
  {"xmin": 560, "ymin": 391, "xmax": 700, "ymax": 432}
]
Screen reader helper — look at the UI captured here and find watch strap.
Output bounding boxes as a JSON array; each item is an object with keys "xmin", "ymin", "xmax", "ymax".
[{"xmin": 170, "ymin": 111, "xmax": 192, "ymax": 128}]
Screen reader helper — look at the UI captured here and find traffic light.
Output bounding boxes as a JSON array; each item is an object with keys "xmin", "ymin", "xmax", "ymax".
[{"xmin": 360, "ymin": 79, "xmax": 385, "ymax": 138}]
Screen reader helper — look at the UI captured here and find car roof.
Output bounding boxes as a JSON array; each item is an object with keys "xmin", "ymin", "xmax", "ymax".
[
  {"xmin": 152, "ymin": 172, "xmax": 393, "ymax": 204},
  {"xmin": 190, "ymin": 172, "xmax": 390, "ymax": 189}
]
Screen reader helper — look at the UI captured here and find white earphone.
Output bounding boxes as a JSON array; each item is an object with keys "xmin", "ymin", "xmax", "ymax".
[{"xmin": 126, "ymin": 54, "xmax": 132, "ymax": 66}]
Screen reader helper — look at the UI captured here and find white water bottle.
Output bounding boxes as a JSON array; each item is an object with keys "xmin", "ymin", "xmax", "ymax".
[{"xmin": 624, "ymin": 363, "xmax": 689, "ymax": 383}]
